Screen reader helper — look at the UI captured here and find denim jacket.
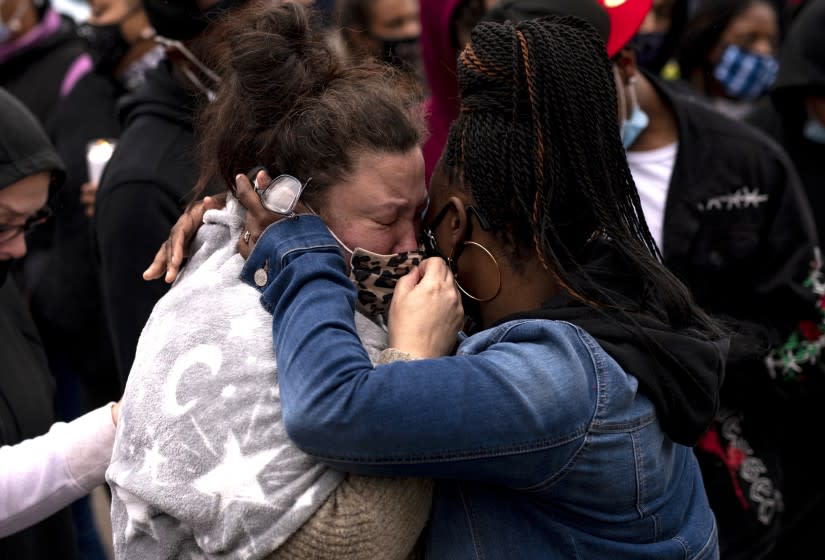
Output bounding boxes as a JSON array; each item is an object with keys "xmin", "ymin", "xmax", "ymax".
[{"xmin": 242, "ymin": 216, "xmax": 719, "ymax": 559}]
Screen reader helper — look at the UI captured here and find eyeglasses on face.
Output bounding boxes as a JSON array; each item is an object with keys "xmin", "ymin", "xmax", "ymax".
[
  {"xmin": 421, "ymin": 203, "xmax": 490, "ymax": 259},
  {"xmin": 0, "ymin": 207, "xmax": 53, "ymax": 243}
]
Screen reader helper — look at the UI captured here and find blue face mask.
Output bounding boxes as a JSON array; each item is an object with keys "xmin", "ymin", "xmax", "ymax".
[
  {"xmin": 803, "ymin": 119, "xmax": 825, "ymax": 145},
  {"xmin": 622, "ymin": 104, "xmax": 650, "ymax": 149},
  {"xmin": 615, "ymin": 69, "xmax": 650, "ymax": 149},
  {"xmin": 713, "ymin": 44, "xmax": 778, "ymax": 100}
]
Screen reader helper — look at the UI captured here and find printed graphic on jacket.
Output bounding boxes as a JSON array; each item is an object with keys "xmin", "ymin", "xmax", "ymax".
[{"xmin": 765, "ymin": 247, "xmax": 825, "ymax": 382}]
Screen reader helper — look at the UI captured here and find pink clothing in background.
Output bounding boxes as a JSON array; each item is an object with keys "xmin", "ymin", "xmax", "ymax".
[{"xmin": 420, "ymin": 0, "xmax": 464, "ymax": 184}]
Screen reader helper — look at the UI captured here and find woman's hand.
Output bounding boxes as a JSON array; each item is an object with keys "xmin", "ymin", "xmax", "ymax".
[
  {"xmin": 80, "ymin": 181, "xmax": 97, "ymax": 217},
  {"xmin": 142, "ymin": 193, "xmax": 226, "ymax": 283},
  {"xmin": 235, "ymin": 169, "xmax": 311, "ymax": 259},
  {"xmin": 387, "ymin": 258, "xmax": 464, "ymax": 358}
]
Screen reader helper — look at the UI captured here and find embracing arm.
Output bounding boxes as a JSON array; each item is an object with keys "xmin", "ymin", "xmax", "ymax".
[
  {"xmin": 242, "ymin": 216, "xmax": 591, "ymax": 484},
  {"xmin": 0, "ymin": 403, "xmax": 117, "ymax": 538}
]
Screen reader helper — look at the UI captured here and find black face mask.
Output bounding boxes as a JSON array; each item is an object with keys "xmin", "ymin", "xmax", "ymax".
[
  {"xmin": 0, "ymin": 260, "xmax": 9, "ymax": 287},
  {"xmin": 633, "ymin": 32, "xmax": 667, "ymax": 70},
  {"xmin": 142, "ymin": 0, "xmax": 239, "ymax": 41},
  {"xmin": 77, "ymin": 21, "xmax": 130, "ymax": 75},
  {"xmin": 374, "ymin": 34, "xmax": 421, "ymax": 72}
]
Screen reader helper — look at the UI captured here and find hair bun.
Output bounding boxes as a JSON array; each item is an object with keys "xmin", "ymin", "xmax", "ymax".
[
  {"xmin": 221, "ymin": 1, "xmax": 340, "ymax": 124},
  {"xmin": 455, "ymin": 21, "xmax": 518, "ymax": 114}
]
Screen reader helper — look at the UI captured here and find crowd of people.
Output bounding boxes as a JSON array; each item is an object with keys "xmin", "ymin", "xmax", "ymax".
[{"xmin": 1, "ymin": 0, "xmax": 824, "ymax": 558}]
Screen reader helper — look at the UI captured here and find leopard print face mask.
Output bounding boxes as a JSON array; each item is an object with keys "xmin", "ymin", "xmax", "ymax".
[
  {"xmin": 325, "ymin": 226, "xmax": 425, "ymax": 320},
  {"xmin": 349, "ymin": 248, "xmax": 425, "ymax": 320}
]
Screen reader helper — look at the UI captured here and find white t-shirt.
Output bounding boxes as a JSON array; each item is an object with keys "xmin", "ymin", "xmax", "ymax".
[{"xmin": 626, "ymin": 142, "xmax": 678, "ymax": 252}]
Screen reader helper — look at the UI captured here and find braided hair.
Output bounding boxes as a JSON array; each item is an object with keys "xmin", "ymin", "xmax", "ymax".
[{"xmin": 442, "ymin": 15, "xmax": 715, "ymax": 332}]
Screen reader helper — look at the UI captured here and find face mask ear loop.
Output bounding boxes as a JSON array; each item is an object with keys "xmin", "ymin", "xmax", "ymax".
[
  {"xmin": 179, "ymin": 64, "xmax": 217, "ymax": 102},
  {"xmin": 154, "ymin": 36, "xmax": 223, "ymax": 85},
  {"xmin": 614, "ymin": 65, "xmax": 629, "ymax": 127},
  {"xmin": 324, "ymin": 223, "xmax": 355, "ymax": 266},
  {"xmin": 628, "ymin": 75, "xmax": 640, "ymax": 113}
]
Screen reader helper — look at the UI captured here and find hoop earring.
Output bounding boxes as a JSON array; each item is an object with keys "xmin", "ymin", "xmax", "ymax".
[{"xmin": 448, "ymin": 241, "xmax": 501, "ymax": 302}]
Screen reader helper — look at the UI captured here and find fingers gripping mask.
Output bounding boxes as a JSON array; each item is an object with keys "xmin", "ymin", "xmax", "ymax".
[
  {"xmin": 349, "ymin": 248, "xmax": 425, "ymax": 321},
  {"xmin": 326, "ymin": 225, "xmax": 425, "ymax": 320}
]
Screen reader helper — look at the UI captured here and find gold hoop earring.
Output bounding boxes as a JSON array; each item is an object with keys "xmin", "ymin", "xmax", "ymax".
[{"xmin": 448, "ymin": 241, "xmax": 502, "ymax": 302}]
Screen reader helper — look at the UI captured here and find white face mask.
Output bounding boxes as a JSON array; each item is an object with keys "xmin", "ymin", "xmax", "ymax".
[{"xmin": 0, "ymin": 0, "xmax": 26, "ymax": 44}]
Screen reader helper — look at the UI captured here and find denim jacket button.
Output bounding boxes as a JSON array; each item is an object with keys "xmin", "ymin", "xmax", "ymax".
[{"xmin": 254, "ymin": 267, "xmax": 268, "ymax": 287}]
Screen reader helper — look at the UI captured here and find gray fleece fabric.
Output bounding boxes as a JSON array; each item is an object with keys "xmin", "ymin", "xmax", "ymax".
[{"xmin": 106, "ymin": 197, "xmax": 388, "ymax": 560}]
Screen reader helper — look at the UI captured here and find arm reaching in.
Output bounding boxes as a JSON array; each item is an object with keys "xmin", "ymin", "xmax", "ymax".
[
  {"xmin": 0, "ymin": 402, "xmax": 119, "ymax": 538},
  {"xmin": 142, "ymin": 194, "xmax": 227, "ymax": 283}
]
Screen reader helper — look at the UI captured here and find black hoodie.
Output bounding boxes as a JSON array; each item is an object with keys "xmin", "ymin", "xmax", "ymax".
[
  {"xmin": 0, "ymin": 88, "xmax": 79, "ymax": 560},
  {"xmin": 94, "ymin": 60, "xmax": 219, "ymax": 381},
  {"xmin": 498, "ymin": 240, "xmax": 727, "ymax": 447},
  {"xmin": 748, "ymin": 0, "xmax": 825, "ymax": 249}
]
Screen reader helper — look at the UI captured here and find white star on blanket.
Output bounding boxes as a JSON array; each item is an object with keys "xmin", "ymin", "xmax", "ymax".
[{"xmin": 192, "ymin": 432, "xmax": 280, "ymax": 510}]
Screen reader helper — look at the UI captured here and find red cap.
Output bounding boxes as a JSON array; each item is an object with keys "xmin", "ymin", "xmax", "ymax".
[{"xmin": 596, "ymin": 0, "xmax": 653, "ymax": 57}]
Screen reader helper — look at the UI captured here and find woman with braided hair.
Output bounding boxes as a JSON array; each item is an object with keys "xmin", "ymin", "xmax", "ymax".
[{"xmin": 229, "ymin": 14, "xmax": 727, "ymax": 559}]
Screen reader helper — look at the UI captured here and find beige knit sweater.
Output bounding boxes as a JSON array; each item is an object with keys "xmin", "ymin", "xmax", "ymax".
[{"xmin": 264, "ymin": 349, "xmax": 432, "ymax": 560}]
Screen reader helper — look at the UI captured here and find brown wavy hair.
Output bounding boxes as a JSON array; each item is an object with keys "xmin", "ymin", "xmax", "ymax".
[{"xmin": 193, "ymin": 0, "xmax": 425, "ymax": 210}]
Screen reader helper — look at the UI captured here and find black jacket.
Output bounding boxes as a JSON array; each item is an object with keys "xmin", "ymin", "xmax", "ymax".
[
  {"xmin": 0, "ymin": 87, "xmax": 78, "ymax": 560},
  {"xmin": 1, "ymin": 11, "xmax": 121, "ymax": 407},
  {"xmin": 0, "ymin": 12, "xmax": 85, "ymax": 126},
  {"xmin": 94, "ymin": 60, "xmax": 218, "ymax": 380},
  {"xmin": 31, "ymin": 68, "xmax": 121, "ymax": 407},
  {"xmin": 654, "ymin": 74, "xmax": 820, "ymax": 402},
  {"xmin": 747, "ymin": 0, "xmax": 825, "ymax": 250},
  {"xmin": 0, "ymin": 279, "xmax": 79, "ymax": 560},
  {"xmin": 652, "ymin": 74, "xmax": 824, "ymax": 559},
  {"xmin": 743, "ymin": 1, "xmax": 825, "ymax": 555}
]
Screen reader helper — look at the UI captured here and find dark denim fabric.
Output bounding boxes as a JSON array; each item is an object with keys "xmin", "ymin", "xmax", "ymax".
[{"xmin": 242, "ymin": 215, "xmax": 719, "ymax": 559}]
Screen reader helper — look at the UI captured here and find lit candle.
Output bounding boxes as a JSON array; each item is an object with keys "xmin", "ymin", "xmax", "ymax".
[{"xmin": 86, "ymin": 139, "xmax": 117, "ymax": 185}]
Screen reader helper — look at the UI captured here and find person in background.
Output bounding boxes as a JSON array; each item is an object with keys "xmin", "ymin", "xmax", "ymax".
[
  {"xmin": 78, "ymin": 0, "xmax": 163, "ymax": 218},
  {"xmin": 0, "ymin": 0, "xmax": 90, "ymax": 126},
  {"xmin": 487, "ymin": 0, "xmax": 822, "ymax": 558},
  {"xmin": 748, "ymin": 0, "xmax": 825, "ymax": 249},
  {"xmin": 632, "ymin": 0, "xmax": 688, "ymax": 79},
  {"xmin": 419, "ymin": 0, "xmax": 497, "ymax": 184},
  {"xmin": 1, "ymin": 3, "xmax": 123, "ymax": 557},
  {"xmin": 746, "ymin": 1, "xmax": 825, "ymax": 557},
  {"xmin": 676, "ymin": 0, "xmax": 780, "ymax": 118},
  {"xmin": 0, "ymin": 88, "xmax": 120, "ymax": 552},
  {"xmin": 78, "ymin": 0, "xmax": 160, "ymax": 94},
  {"xmin": 335, "ymin": 0, "xmax": 423, "ymax": 81},
  {"xmin": 93, "ymin": 0, "xmax": 241, "ymax": 384},
  {"xmin": 0, "ymin": 84, "xmax": 80, "ymax": 560},
  {"xmin": 0, "ymin": 0, "xmax": 119, "ymax": 401}
]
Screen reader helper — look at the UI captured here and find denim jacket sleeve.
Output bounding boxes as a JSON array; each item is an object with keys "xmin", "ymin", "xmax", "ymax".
[{"xmin": 241, "ymin": 216, "xmax": 593, "ymax": 486}]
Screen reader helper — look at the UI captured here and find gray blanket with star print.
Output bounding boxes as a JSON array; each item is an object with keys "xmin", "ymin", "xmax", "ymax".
[{"xmin": 106, "ymin": 196, "xmax": 389, "ymax": 560}]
